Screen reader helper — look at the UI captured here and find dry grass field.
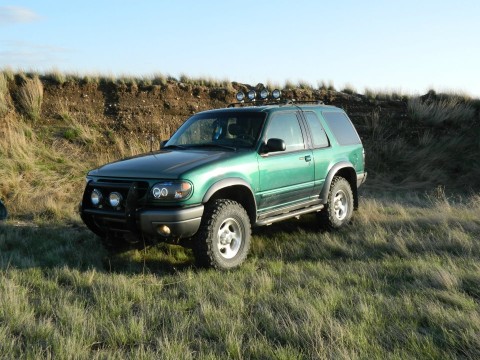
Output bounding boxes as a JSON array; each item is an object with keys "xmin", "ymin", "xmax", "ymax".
[{"xmin": 0, "ymin": 71, "xmax": 479, "ymax": 358}]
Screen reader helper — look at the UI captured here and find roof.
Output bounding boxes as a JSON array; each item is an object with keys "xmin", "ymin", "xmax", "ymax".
[{"xmin": 197, "ymin": 102, "xmax": 341, "ymax": 116}]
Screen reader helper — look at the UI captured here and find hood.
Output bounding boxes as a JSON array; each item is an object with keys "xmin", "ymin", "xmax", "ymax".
[{"xmin": 88, "ymin": 149, "xmax": 235, "ymax": 179}]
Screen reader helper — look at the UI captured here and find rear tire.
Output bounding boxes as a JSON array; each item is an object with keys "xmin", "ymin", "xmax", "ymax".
[
  {"xmin": 318, "ymin": 176, "xmax": 354, "ymax": 229},
  {"xmin": 193, "ymin": 199, "xmax": 251, "ymax": 270}
]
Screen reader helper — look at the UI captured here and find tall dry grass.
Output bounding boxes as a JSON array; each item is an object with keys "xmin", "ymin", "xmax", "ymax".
[
  {"xmin": 0, "ymin": 100, "xmax": 151, "ymax": 222},
  {"xmin": 0, "ymin": 73, "xmax": 11, "ymax": 116},
  {"xmin": 408, "ymin": 95, "xmax": 476, "ymax": 125},
  {"xmin": 16, "ymin": 76, "xmax": 44, "ymax": 121},
  {"xmin": 362, "ymin": 95, "xmax": 480, "ymax": 189}
]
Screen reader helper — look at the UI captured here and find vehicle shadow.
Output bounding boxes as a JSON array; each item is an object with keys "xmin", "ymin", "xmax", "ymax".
[
  {"xmin": 3, "ymin": 206, "xmax": 477, "ymax": 275},
  {"xmin": 0, "ymin": 215, "xmax": 338, "ymax": 275},
  {"xmin": 0, "ymin": 222, "xmax": 194, "ymax": 275}
]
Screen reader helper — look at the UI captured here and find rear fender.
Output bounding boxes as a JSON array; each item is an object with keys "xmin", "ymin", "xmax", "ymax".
[{"xmin": 320, "ymin": 162, "xmax": 358, "ymax": 208}]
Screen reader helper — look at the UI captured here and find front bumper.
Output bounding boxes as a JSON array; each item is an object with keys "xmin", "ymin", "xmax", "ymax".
[
  {"xmin": 138, "ymin": 205, "xmax": 204, "ymax": 238},
  {"xmin": 80, "ymin": 179, "xmax": 204, "ymax": 239},
  {"xmin": 81, "ymin": 205, "xmax": 204, "ymax": 239},
  {"xmin": 357, "ymin": 172, "xmax": 367, "ymax": 188}
]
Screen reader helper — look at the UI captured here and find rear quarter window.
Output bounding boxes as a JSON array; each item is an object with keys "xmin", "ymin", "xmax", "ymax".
[
  {"xmin": 304, "ymin": 112, "xmax": 329, "ymax": 148},
  {"xmin": 322, "ymin": 111, "xmax": 361, "ymax": 146}
]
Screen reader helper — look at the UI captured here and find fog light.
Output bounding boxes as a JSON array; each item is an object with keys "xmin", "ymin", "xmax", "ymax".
[
  {"xmin": 157, "ymin": 225, "xmax": 171, "ymax": 236},
  {"xmin": 109, "ymin": 192, "xmax": 123, "ymax": 207},
  {"xmin": 91, "ymin": 189, "xmax": 102, "ymax": 206}
]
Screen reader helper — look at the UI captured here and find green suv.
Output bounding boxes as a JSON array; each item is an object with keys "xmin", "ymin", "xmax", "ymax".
[{"xmin": 80, "ymin": 90, "xmax": 367, "ymax": 270}]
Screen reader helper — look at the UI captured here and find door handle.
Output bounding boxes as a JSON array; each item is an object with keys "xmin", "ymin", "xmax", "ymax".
[{"xmin": 304, "ymin": 155, "xmax": 312, "ymax": 162}]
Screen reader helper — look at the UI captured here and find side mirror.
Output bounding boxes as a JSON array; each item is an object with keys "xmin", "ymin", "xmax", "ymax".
[{"xmin": 265, "ymin": 138, "xmax": 286, "ymax": 153}]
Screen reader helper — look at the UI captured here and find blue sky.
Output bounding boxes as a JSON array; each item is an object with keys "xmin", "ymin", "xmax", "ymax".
[{"xmin": 1, "ymin": 0, "xmax": 479, "ymax": 96}]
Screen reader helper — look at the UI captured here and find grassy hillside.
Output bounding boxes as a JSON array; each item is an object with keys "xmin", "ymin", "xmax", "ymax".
[{"xmin": 1, "ymin": 71, "xmax": 480, "ymax": 358}]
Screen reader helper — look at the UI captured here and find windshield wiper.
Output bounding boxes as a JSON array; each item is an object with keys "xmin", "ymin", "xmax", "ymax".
[
  {"xmin": 188, "ymin": 143, "xmax": 237, "ymax": 151},
  {"xmin": 162, "ymin": 144, "xmax": 187, "ymax": 150}
]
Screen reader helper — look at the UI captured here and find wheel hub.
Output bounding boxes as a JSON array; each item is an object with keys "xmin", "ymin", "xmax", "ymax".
[
  {"xmin": 217, "ymin": 217, "xmax": 242, "ymax": 259},
  {"xmin": 333, "ymin": 190, "xmax": 348, "ymax": 221}
]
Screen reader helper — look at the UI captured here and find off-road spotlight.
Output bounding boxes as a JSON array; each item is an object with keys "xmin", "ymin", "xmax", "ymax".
[
  {"xmin": 272, "ymin": 89, "xmax": 281, "ymax": 99},
  {"xmin": 260, "ymin": 88, "xmax": 269, "ymax": 100},
  {"xmin": 247, "ymin": 90, "xmax": 256, "ymax": 101},
  {"xmin": 91, "ymin": 189, "xmax": 102, "ymax": 206},
  {"xmin": 108, "ymin": 192, "xmax": 123, "ymax": 207},
  {"xmin": 236, "ymin": 91, "xmax": 245, "ymax": 102}
]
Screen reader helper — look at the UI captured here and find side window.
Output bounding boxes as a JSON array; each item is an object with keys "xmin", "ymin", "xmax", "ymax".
[
  {"xmin": 322, "ymin": 111, "xmax": 361, "ymax": 145},
  {"xmin": 304, "ymin": 112, "xmax": 329, "ymax": 148},
  {"xmin": 265, "ymin": 112, "xmax": 305, "ymax": 152}
]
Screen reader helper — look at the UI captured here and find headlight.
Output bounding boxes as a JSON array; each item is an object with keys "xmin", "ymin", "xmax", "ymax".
[
  {"xmin": 91, "ymin": 189, "xmax": 102, "ymax": 206},
  {"xmin": 151, "ymin": 181, "xmax": 192, "ymax": 201}
]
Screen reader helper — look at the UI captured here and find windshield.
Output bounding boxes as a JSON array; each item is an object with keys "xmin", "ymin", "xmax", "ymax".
[{"xmin": 165, "ymin": 111, "xmax": 266, "ymax": 150}]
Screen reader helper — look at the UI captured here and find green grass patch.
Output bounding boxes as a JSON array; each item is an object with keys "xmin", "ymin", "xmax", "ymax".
[
  {"xmin": 1, "ymin": 194, "xmax": 479, "ymax": 358},
  {"xmin": 63, "ymin": 128, "xmax": 81, "ymax": 141}
]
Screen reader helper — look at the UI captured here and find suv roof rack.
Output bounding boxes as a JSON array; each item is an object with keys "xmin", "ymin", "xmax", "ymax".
[
  {"xmin": 227, "ymin": 99, "xmax": 324, "ymax": 108},
  {"xmin": 227, "ymin": 100, "xmax": 280, "ymax": 108},
  {"xmin": 280, "ymin": 100, "xmax": 325, "ymax": 106}
]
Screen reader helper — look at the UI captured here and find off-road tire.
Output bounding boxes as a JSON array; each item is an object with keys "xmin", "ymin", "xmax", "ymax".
[
  {"xmin": 193, "ymin": 199, "xmax": 251, "ymax": 270},
  {"xmin": 318, "ymin": 176, "xmax": 354, "ymax": 229}
]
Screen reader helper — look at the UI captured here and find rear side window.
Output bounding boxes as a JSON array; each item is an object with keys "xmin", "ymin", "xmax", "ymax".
[
  {"xmin": 304, "ymin": 112, "xmax": 329, "ymax": 148},
  {"xmin": 322, "ymin": 111, "xmax": 361, "ymax": 145}
]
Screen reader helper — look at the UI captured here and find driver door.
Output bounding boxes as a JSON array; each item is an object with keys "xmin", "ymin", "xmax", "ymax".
[{"xmin": 257, "ymin": 111, "xmax": 314, "ymax": 212}]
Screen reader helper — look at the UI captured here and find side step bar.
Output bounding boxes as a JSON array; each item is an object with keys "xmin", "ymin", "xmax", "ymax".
[{"xmin": 255, "ymin": 204, "xmax": 324, "ymax": 226}]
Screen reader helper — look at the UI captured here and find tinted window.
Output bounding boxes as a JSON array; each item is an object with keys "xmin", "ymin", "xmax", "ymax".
[
  {"xmin": 265, "ymin": 112, "xmax": 305, "ymax": 152},
  {"xmin": 304, "ymin": 112, "xmax": 329, "ymax": 148},
  {"xmin": 322, "ymin": 111, "xmax": 361, "ymax": 145}
]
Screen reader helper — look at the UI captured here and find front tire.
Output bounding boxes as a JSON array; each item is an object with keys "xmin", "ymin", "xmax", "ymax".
[
  {"xmin": 193, "ymin": 199, "xmax": 251, "ymax": 270},
  {"xmin": 318, "ymin": 176, "xmax": 354, "ymax": 229}
]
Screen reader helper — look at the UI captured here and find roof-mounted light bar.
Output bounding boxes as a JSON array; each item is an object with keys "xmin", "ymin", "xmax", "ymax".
[
  {"xmin": 247, "ymin": 90, "xmax": 256, "ymax": 101},
  {"xmin": 234, "ymin": 88, "xmax": 282, "ymax": 103},
  {"xmin": 260, "ymin": 88, "xmax": 269, "ymax": 100},
  {"xmin": 272, "ymin": 89, "xmax": 281, "ymax": 99}
]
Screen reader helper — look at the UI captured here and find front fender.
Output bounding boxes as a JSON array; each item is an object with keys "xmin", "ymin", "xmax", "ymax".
[{"xmin": 202, "ymin": 177, "xmax": 255, "ymax": 204}]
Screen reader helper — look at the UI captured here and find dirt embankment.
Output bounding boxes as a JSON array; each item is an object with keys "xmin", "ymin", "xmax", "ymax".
[
  {"xmin": 4, "ymin": 75, "xmax": 479, "ymax": 192},
  {"xmin": 34, "ymin": 79, "xmax": 407, "ymax": 141}
]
